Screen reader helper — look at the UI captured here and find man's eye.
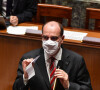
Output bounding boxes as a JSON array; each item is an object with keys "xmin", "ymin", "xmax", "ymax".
[
  {"xmin": 51, "ymin": 36, "xmax": 58, "ymax": 41},
  {"xmin": 42, "ymin": 36, "xmax": 49, "ymax": 40}
]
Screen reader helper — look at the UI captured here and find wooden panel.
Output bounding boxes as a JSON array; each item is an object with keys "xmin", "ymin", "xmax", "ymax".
[{"xmin": 0, "ymin": 36, "xmax": 42, "ymax": 90}]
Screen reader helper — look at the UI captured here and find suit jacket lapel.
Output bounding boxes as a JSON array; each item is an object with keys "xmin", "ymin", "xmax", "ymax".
[
  {"xmin": 0, "ymin": 0, "xmax": 3, "ymax": 13},
  {"xmin": 0, "ymin": 0, "xmax": 2, "ymax": 6},
  {"xmin": 13, "ymin": 0, "xmax": 19, "ymax": 12},
  {"xmin": 57, "ymin": 48, "xmax": 70, "ymax": 70},
  {"xmin": 36, "ymin": 49, "xmax": 51, "ymax": 90}
]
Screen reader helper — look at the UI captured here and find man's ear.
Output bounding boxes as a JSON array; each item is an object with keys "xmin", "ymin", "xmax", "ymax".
[{"xmin": 61, "ymin": 35, "xmax": 64, "ymax": 43}]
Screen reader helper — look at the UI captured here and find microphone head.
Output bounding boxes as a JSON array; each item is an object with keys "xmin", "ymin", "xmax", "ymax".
[{"xmin": 57, "ymin": 60, "xmax": 63, "ymax": 69}]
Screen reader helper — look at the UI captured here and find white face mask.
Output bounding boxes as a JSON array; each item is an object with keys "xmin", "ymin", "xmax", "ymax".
[{"xmin": 42, "ymin": 40, "xmax": 60, "ymax": 56}]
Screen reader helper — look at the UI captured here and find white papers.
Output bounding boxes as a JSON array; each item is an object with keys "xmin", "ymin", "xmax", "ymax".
[
  {"xmin": 26, "ymin": 55, "xmax": 40, "ymax": 80},
  {"xmin": 26, "ymin": 29, "xmax": 42, "ymax": 34},
  {"xmin": 7, "ymin": 26, "xmax": 38, "ymax": 35},
  {"xmin": 26, "ymin": 62, "xmax": 35, "ymax": 80},
  {"xmin": 64, "ymin": 30, "xmax": 88, "ymax": 41}
]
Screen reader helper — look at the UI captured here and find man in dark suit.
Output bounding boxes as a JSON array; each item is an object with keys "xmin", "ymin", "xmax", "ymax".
[
  {"xmin": 0, "ymin": 0, "xmax": 37, "ymax": 26},
  {"xmin": 13, "ymin": 21, "xmax": 92, "ymax": 90}
]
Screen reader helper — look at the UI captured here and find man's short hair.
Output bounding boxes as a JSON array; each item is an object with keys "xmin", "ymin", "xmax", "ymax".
[{"xmin": 42, "ymin": 21, "xmax": 64, "ymax": 36}]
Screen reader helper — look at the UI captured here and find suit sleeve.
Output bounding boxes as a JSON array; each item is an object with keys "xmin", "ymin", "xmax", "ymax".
[
  {"xmin": 69, "ymin": 57, "xmax": 92, "ymax": 90},
  {"xmin": 13, "ymin": 57, "xmax": 29, "ymax": 90},
  {"xmin": 17, "ymin": 0, "xmax": 37, "ymax": 23}
]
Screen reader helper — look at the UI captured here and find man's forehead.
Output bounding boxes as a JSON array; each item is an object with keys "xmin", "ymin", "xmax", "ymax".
[{"xmin": 44, "ymin": 21, "xmax": 60, "ymax": 30}]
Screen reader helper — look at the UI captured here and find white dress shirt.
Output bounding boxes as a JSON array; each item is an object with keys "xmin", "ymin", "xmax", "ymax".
[{"xmin": 2, "ymin": 0, "xmax": 7, "ymax": 17}]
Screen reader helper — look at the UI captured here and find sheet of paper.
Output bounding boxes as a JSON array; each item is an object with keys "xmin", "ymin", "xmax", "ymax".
[
  {"xmin": 64, "ymin": 30, "xmax": 88, "ymax": 41},
  {"xmin": 7, "ymin": 26, "xmax": 38, "ymax": 35},
  {"xmin": 25, "ymin": 55, "xmax": 40, "ymax": 80},
  {"xmin": 26, "ymin": 62, "xmax": 35, "ymax": 80}
]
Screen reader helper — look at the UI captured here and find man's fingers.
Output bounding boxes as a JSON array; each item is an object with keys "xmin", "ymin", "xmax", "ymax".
[
  {"xmin": 55, "ymin": 69, "xmax": 68, "ymax": 80},
  {"xmin": 22, "ymin": 58, "xmax": 34, "ymax": 69},
  {"xmin": 10, "ymin": 16, "xmax": 18, "ymax": 26}
]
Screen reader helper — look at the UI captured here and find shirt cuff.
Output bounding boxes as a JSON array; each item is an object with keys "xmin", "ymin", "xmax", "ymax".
[
  {"xmin": 23, "ymin": 74, "xmax": 28, "ymax": 85},
  {"xmin": 65, "ymin": 82, "xmax": 70, "ymax": 90}
]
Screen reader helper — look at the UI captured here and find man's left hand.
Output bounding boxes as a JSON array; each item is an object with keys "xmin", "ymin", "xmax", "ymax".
[
  {"xmin": 10, "ymin": 16, "xmax": 18, "ymax": 26},
  {"xmin": 55, "ymin": 69, "xmax": 69, "ymax": 89}
]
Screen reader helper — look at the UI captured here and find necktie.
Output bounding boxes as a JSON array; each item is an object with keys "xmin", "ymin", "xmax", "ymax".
[
  {"xmin": 50, "ymin": 57, "xmax": 56, "ymax": 90},
  {"xmin": 6, "ymin": 0, "xmax": 13, "ymax": 16}
]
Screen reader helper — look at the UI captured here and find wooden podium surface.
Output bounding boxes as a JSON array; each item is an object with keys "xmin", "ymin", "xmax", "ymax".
[{"xmin": 0, "ymin": 23, "xmax": 100, "ymax": 90}]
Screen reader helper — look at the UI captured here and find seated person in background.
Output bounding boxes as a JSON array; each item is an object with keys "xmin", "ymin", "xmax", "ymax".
[
  {"xmin": 13, "ymin": 21, "xmax": 92, "ymax": 90},
  {"xmin": 0, "ymin": 0, "xmax": 37, "ymax": 26}
]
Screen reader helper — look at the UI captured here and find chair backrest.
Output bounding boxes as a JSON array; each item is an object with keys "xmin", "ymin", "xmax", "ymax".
[
  {"xmin": 37, "ymin": 0, "xmax": 45, "ymax": 3},
  {"xmin": 36, "ymin": 3, "xmax": 72, "ymax": 27},
  {"xmin": 41, "ymin": 0, "xmax": 45, "ymax": 3},
  {"xmin": 85, "ymin": 8, "xmax": 100, "ymax": 30}
]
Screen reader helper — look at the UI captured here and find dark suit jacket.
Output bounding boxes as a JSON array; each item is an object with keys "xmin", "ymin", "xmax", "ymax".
[
  {"xmin": 0, "ymin": 0, "xmax": 37, "ymax": 23},
  {"xmin": 13, "ymin": 48, "xmax": 92, "ymax": 90}
]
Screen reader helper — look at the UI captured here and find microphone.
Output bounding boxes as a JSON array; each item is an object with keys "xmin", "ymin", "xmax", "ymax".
[{"xmin": 57, "ymin": 60, "xmax": 63, "ymax": 69}]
